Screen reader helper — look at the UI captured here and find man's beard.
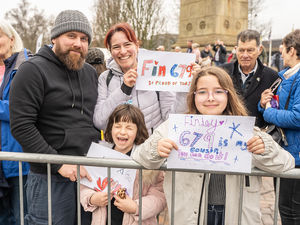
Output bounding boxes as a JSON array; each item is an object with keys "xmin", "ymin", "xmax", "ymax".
[{"xmin": 55, "ymin": 42, "xmax": 87, "ymax": 71}]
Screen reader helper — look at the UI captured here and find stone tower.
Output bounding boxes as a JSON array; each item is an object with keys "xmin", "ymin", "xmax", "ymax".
[{"xmin": 176, "ymin": 0, "xmax": 248, "ymax": 49}]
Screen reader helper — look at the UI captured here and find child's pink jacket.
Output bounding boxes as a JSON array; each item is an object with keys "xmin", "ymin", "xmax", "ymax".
[{"xmin": 80, "ymin": 144, "xmax": 167, "ymax": 225}]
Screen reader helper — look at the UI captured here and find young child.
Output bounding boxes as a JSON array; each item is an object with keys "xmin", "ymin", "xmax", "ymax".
[
  {"xmin": 133, "ymin": 67, "xmax": 295, "ymax": 225},
  {"xmin": 80, "ymin": 104, "xmax": 166, "ymax": 225}
]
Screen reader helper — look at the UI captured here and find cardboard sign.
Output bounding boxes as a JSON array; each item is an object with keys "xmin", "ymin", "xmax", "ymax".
[
  {"xmin": 80, "ymin": 142, "xmax": 136, "ymax": 198},
  {"xmin": 167, "ymin": 114, "xmax": 255, "ymax": 173},
  {"xmin": 136, "ymin": 49, "xmax": 196, "ymax": 92}
]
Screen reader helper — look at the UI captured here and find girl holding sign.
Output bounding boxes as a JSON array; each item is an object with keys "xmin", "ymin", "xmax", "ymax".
[
  {"xmin": 93, "ymin": 22, "xmax": 175, "ymax": 135},
  {"xmin": 133, "ymin": 67, "xmax": 294, "ymax": 225},
  {"xmin": 80, "ymin": 104, "xmax": 166, "ymax": 225}
]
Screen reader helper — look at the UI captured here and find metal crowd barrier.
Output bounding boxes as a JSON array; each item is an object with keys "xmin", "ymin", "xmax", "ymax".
[{"xmin": 1, "ymin": 151, "xmax": 300, "ymax": 225}]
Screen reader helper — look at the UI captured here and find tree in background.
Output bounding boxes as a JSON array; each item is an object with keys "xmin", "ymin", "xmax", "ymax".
[
  {"xmin": 92, "ymin": 0, "xmax": 165, "ymax": 49},
  {"xmin": 248, "ymin": 0, "xmax": 271, "ymax": 39},
  {"xmin": 92, "ymin": 0, "xmax": 123, "ymax": 47},
  {"xmin": 5, "ymin": 0, "xmax": 53, "ymax": 52}
]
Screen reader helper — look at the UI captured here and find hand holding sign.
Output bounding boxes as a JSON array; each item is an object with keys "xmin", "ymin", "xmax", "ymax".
[
  {"xmin": 90, "ymin": 191, "xmax": 114, "ymax": 207},
  {"xmin": 124, "ymin": 68, "xmax": 138, "ymax": 87},
  {"xmin": 247, "ymin": 136, "xmax": 265, "ymax": 155},
  {"xmin": 157, "ymin": 138, "xmax": 178, "ymax": 158}
]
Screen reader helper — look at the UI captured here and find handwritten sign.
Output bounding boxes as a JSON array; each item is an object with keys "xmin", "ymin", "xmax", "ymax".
[
  {"xmin": 167, "ymin": 114, "xmax": 255, "ymax": 173},
  {"xmin": 80, "ymin": 142, "xmax": 136, "ymax": 198},
  {"xmin": 136, "ymin": 49, "xmax": 196, "ymax": 92}
]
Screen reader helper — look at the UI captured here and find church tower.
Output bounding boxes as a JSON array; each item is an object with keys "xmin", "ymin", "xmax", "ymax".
[{"xmin": 176, "ymin": 0, "xmax": 248, "ymax": 48}]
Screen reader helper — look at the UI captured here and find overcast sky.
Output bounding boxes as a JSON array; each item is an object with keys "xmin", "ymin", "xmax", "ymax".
[{"xmin": 1, "ymin": 0, "xmax": 300, "ymax": 40}]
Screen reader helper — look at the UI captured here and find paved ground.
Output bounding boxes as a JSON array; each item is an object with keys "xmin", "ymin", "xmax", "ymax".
[{"xmin": 158, "ymin": 176, "xmax": 280, "ymax": 225}]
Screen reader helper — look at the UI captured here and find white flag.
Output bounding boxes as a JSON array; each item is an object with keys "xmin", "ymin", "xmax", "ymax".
[{"xmin": 36, "ymin": 34, "xmax": 43, "ymax": 53}]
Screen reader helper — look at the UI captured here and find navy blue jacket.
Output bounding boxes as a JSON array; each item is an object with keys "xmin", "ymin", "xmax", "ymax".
[{"xmin": 1, "ymin": 49, "xmax": 30, "ymax": 178}]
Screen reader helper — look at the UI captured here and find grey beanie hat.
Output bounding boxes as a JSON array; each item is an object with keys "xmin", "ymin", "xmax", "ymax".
[{"xmin": 51, "ymin": 10, "xmax": 92, "ymax": 44}]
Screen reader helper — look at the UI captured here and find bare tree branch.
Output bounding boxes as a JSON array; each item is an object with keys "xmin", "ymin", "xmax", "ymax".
[{"xmin": 5, "ymin": 0, "xmax": 53, "ymax": 52}]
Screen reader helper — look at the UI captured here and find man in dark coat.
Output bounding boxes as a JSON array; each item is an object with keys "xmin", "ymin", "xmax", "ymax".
[{"xmin": 221, "ymin": 29, "xmax": 278, "ymax": 128}]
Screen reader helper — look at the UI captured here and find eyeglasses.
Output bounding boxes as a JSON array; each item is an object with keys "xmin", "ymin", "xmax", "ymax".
[{"xmin": 194, "ymin": 89, "xmax": 228, "ymax": 101}]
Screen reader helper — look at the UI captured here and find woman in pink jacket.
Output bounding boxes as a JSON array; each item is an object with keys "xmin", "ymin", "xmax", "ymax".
[{"xmin": 80, "ymin": 104, "xmax": 166, "ymax": 225}]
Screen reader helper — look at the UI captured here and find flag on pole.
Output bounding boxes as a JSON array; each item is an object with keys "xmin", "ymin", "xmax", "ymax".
[{"xmin": 36, "ymin": 34, "xmax": 43, "ymax": 53}]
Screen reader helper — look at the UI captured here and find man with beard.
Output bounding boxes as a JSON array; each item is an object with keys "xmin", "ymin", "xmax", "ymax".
[{"xmin": 9, "ymin": 10, "xmax": 99, "ymax": 225}]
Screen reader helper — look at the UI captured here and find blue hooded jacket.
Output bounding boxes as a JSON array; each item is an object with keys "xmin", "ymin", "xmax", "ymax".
[
  {"xmin": 258, "ymin": 67, "xmax": 300, "ymax": 165},
  {"xmin": 1, "ymin": 49, "xmax": 30, "ymax": 178}
]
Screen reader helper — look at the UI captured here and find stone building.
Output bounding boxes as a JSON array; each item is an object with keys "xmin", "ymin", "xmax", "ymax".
[{"xmin": 175, "ymin": 0, "xmax": 248, "ymax": 49}]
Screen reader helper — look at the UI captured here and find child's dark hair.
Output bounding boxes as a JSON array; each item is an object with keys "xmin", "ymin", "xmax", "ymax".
[{"xmin": 104, "ymin": 104, "xmax": 149, "ymax": 145}]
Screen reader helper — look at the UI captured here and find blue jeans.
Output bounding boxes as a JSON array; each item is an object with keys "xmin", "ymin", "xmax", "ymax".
[
  {"xmin": 279, "ymin": 178, "xmax": 300, "ymax": 225},
  {"xmin": 207, "ymin": 204, "xmax": 225, "ymax": 225},
  {"xmin": 25, "ymin": 172, "xmax": 77, "ymax": 225}
]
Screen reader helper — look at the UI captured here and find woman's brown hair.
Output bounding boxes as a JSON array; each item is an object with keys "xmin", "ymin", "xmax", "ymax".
[
  {"xmin": 104, "ymin": 104, "xmax": 149, "ymax": 145},
  {"xmin": 186, "ymin": 66, "xmax": 248, "ymax": 116},
  {"xmin": 104, "ymin": 23, "xmax": 138, "ymax": 50}
]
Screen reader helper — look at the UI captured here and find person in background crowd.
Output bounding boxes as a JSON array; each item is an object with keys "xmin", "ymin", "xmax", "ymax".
[
  {"xmin": 81, "ymin": 104, "xmax": 166, "ymax": 225},
  {"xmin": 93, "ymin": 22, "xmax": 175, "ymax": 135},
  {"xmin": 221, "ymin": 29, "xmax": 278, "ymax": 128},
  {"xmin": 271, "ymin": 44, "xmax": 284, "ymax": 72},
  {"xmin": 227, "ymin": 46, "xmax": 237, "ymax": 63},
  {"xmin": 259, "ymin": 45, "xmax": 268, "ymax": 66},
  {"xmin": 133, "ymin": 66, "xmax": 294, "ymax": 225},
  {"xmin": 156, "ymin": 45, "xmax": 165, "ymax": 51},
  {"xmin": 186, "ymin": 40, "xmax": 193, "ymax": 53},
  {"xmin": 0, "ymin": 20, "xmax": 30, "ymax": 225},
  {"xmin": 9, "ymin": 10, "xmax": 100, "ymax": 225},
  {"xmin": 200, "ymin": 43, "xmax": 213, "ymax": 60},
  {"xmin": 174, "ymin": 46, "xmax": 181, "ymax": 52},
  {"xmin": 86, "ymin": 47, "xmax": 107, "ymax": 77},
  {"xmin": 192, "ymin": 43, "xmax": 201, "ymax": 64},
  {"xmin": 213, "ymin": 40, "xmax": 227, "ymax": 65},
  {"xmin": 259, "ymin": 29, "xmax": 300, "ymax": 225}
]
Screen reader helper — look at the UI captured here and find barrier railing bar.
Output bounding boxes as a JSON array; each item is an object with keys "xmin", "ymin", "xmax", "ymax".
[
  {"xmin": 203, "ymin": 173, "xmax": 209, "ymax": 225},
  {"xmin": 138, "ymin": 168, "xmax": 142, "ymax": 225},
  {"xmin": 19, "ymin": 161, "xmax": 24, "ymax": 225},
  {"xmin": 170, "ymin": 171, "xmax": 175, "ymax": 225},
  {"xmin": 2, "ymin": 152, "xmax": 300, "ymax": 179},
  {"xmin": 47, "ymin": 163, "xmax": 52, "ymax": 225},
  {"xmin": 77, "ymin": 165, "xmax": 81, "ymax": 225},
  {"xmin": 238, "ymin": 175, "xmax": 244, "ymax": 225},
  {"xmin": 274, "ymin": 177, "xmax": 280, "ymax": 225},
  {"xmin": 107, "ymin": 167, "xmax": 111, "ymax": 225}
]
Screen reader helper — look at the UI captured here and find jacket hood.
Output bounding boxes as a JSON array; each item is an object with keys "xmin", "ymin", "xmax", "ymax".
[
  {"xmin": 36, "ymin": 45, "xmax": 86, "ymax": 114},
  {"xmin": 106, "ymin": 57, "xmax": 125, "ymax": 77},
  {"xmin": 36, "ymin": 45, "xmax": 66, "ymax": 68}
]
